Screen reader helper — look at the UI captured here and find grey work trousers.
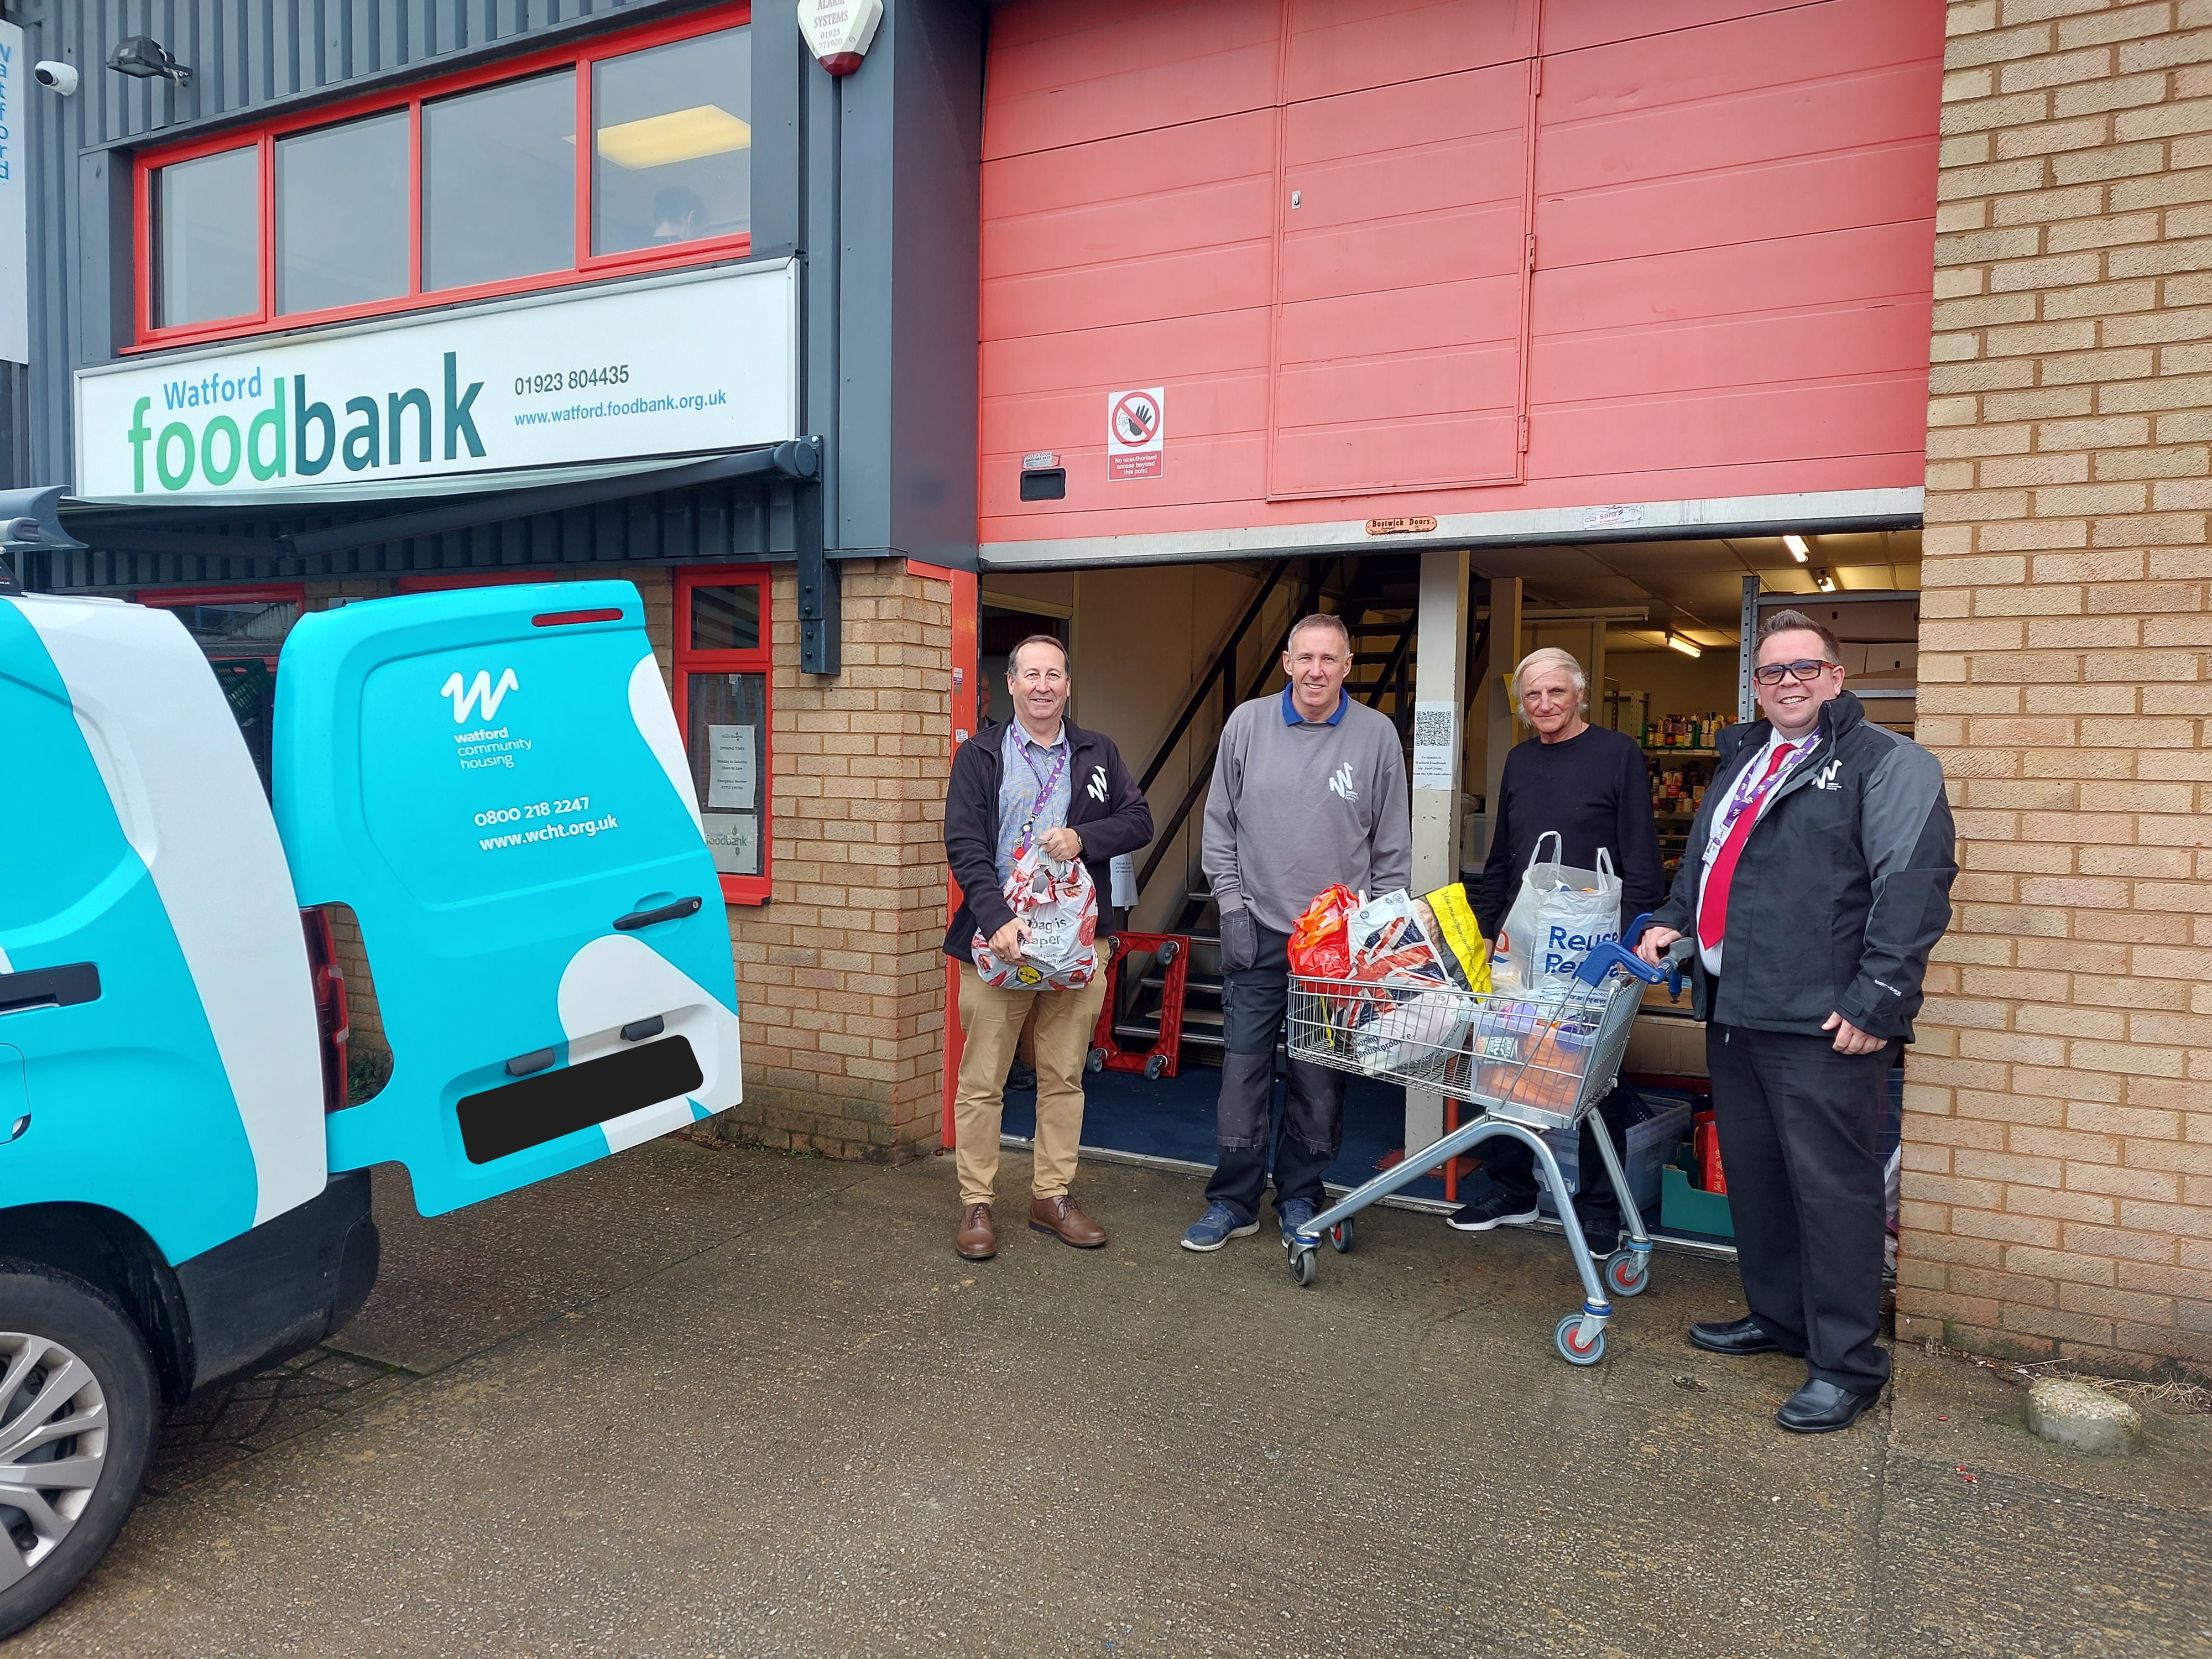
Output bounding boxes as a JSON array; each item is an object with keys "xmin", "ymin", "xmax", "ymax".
[{"xmin": 1204, "ymin": 923, "xmax": 1344, "ymax": 1223}]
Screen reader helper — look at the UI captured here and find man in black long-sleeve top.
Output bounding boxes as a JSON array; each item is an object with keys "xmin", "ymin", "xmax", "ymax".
[{"xmin": 1451, "ymin": 646, "xmax": 1665, "ymax": 1247}]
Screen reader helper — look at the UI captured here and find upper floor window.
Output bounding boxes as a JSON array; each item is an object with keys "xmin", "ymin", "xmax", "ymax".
[{"xmin": 137, "ymin": 7, "xmax": 750, "ymax": 348}]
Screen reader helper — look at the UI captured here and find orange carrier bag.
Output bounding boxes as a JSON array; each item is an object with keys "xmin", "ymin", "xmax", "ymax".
[{"xmin": 1288, "ymin": 884, "xmax": 1360, "ymax": 980}]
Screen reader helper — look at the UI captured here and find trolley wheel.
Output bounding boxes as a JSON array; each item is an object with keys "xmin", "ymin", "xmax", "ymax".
[
  {"xmin": 1328, "ymin": 1218, "xmax": 1354, "ymax": 1254},
  {"xmin": 1086, "ymin": 1047, "xmax": 1107, "ymax": 1074},
  {"xmin": 1604, "ymin": 1248, "xmax": 1650, "ymax": 1298},
  {"xmin": 1554, "ymin": 1311, "xmax": 1607, "ymax": 1366},
  {"xmin": 1142, "ymin": 1053, "xmax": 1168, "ymax": 1081},
  {"xmin": 1158, "ymin": 938, "xmax": 1181, "ymax": 966},
  {"xmin": 1289, "ymin": 1245, "xmax": 1318, "ymax": 1287}
]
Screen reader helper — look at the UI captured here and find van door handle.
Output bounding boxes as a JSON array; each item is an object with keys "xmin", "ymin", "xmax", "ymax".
[
  {"xmin": 613, "ymin": 897, "xmax": 703, "ymax": 931},
  {"xmin": 0, "ymin": 963, "xmax": 101, "ymax": 1016}
]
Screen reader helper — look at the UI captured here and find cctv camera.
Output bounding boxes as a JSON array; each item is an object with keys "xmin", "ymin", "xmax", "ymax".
[{"xmin": 34, "ymin": 61, "xmax": 80, "ymax": 96}]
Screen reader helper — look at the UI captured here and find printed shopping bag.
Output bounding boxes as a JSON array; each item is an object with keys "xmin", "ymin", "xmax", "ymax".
[
  {"xmin": 1491, "ymin": 830, "xmax": 1622, "ymax": 995},
  {"xmin": 971, "ymin": 843, "xmax": 1099, "ymax": 990}
]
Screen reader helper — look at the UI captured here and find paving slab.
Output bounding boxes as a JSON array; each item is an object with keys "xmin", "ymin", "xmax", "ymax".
[{"xmin": 4, "ymin": 1140, "xmax": 2204, "ymax": 1658}]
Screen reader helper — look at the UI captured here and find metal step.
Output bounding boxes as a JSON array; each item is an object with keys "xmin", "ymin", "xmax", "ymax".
[
  {"xmin": 1115, "ymin": 1020, "xmax": 1224, "ymax": 1051},
  {"xmin": 1141, "ymin": 972, "xmax": 1222, "ymax": 997}
]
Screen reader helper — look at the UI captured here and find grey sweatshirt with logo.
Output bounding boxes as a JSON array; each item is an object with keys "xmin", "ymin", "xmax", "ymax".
[{"xmin": 1202, "ymin": 692, "xmax": 1413, "ymax": 934}]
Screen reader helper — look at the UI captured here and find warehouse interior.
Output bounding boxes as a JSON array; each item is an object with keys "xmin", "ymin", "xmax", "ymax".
[{"xmin": 973, "ymin": 527, "xmax": 1922, "ymax": 1245}]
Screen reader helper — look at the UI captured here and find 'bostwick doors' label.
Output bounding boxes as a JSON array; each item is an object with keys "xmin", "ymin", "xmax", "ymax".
[{"xmin": 74, "ymin": 262, "xmax": 797, "ymax": 499}]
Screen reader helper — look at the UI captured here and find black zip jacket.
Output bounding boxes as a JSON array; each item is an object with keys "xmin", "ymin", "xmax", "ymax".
[
  {"xmin": 1644, "ymin": 692, "xmax": 1956, "ymax": 1041},
  {"xmin": 942, "ymin": 718, "xmax": 1155, "ymax": 960}
]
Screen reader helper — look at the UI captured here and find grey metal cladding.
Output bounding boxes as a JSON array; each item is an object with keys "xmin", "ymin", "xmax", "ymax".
[
  {"xmin": 27, "ymin": 469, "xmax": 807, "ymax": 591},
  {"xmin": 14, "ymin": 0, "xmax": 985, "ymax": 578},
  {"xmin": 14, "ymin": 0, "xmax": 689, "ymax": 486}
]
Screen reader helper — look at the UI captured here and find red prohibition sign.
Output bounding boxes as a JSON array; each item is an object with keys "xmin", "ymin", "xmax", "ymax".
[{"xmin": 1113, "ymin": 392, "xmax": 1159, "ymax": 446}]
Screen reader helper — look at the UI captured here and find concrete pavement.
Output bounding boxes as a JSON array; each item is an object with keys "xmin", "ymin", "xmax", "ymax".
[{"xmin": 8, "ymin": 1138, "xmax": 2207, "ymax": 1657}]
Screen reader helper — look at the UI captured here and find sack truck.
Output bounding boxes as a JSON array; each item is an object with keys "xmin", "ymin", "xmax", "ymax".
[{"xmin": 0, "ymin": 490, "xmax": 744, "ymax": 1635}]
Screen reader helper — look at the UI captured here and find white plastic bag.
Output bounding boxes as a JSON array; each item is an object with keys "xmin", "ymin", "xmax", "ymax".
[
  {"xmin": 970, "ymin": 845, "xmax": 1099, "ymax": 990},
  {"xmin": 1491, "ymin": 830, "xmax": 1621, "ymax": 995}
]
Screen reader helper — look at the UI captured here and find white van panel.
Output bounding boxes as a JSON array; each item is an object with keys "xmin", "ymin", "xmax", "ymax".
[{"xmin": 19, "ymin": 596, "xmax": 327, "ymax": 1224}]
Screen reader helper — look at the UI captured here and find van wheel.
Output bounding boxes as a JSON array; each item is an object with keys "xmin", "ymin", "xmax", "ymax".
[{"xmin": 0, "ymin": 1262, "xmax": 159, "ymax": 1640}]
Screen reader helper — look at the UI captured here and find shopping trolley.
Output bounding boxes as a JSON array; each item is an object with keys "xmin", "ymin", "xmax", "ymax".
[{"xmin": 1282, "ymin": 920, "xmax": 1678, "ymax": 1366}]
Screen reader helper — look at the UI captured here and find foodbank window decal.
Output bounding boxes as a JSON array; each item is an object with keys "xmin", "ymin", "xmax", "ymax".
[{"xmin": 76, "ymin": 264, "xmax": 795, "ymax": 499}]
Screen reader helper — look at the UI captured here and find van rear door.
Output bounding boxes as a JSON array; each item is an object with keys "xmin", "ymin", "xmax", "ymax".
[{"xmin": 274, "ymin": 581, "xmax": 742, "ymax": 1216}]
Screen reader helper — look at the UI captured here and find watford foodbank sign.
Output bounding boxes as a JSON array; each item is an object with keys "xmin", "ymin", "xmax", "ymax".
[{"xmin": 74, "ymin": 262, "xmax": 796, "ymax": 500}]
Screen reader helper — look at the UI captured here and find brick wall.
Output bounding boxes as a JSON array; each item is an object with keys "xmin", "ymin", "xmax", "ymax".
[
  {"xmin": 305, "ymin": 561, "xmax": 952, "ymax": 1161},
  {"xmin": 710, "ymin": 561, "xmax": 953, "ymax": 1162},
  {"xmin": 1908, "ymin": 0, "xmax": 2212, "ymax": 1376}
]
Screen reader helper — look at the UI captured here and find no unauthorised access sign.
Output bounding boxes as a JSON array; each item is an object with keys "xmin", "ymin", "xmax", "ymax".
[{"xmin": 1107, "ymin": 387, "xmax": 1164, "ymax": 480}]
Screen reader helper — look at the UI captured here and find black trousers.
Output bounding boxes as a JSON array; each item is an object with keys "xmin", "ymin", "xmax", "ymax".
[
  {"xmin": 1475, "ymin": 1084, "xmax": 1632, "ymax": 1219},
  {"xmin": 1205, "ymin": 924, "xmax": 1344, "ymax": 1223},
  {"xmin": 1707, "ymin": 1021, "xmax": 1898, "ymax": 1395}
]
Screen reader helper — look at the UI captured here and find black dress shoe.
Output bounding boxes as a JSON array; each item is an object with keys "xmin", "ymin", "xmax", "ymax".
[
  {"xmin": 1688, "ymin": 1316, "xmax": 1783, "ymax": 1357},
  {"xmin": 1777, "ymin": 1378, "xmax": 1882, "ymax": 1433}
]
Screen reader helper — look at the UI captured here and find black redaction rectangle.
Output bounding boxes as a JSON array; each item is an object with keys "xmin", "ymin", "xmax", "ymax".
[{"xmin": 456, "ymin": 1035, "xmax": 702, "ymax": 1164}]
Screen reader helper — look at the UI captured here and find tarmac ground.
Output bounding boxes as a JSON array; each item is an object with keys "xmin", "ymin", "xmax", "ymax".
[{"xmin": 6, "ymin": 1137, "xmax": 2208, "ymax": 1658}]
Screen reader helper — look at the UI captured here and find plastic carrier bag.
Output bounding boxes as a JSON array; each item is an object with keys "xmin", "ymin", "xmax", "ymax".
[
  {"xmin": 1288, "ymin": 884, "xmax": 1361, "ymax": 980},
  {"xmin": 1491, "ymin": 830, "xmax": 1622, "ymax": 995},
  {"xmin": 1338, "ymin": 889, "xmax": 1470, "ymax": 1077},
  {"xmin": 971, "ymin": 844, "xmax": 1099, "ymax": 990}
]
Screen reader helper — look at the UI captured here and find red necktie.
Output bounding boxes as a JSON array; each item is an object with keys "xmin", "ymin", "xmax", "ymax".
[{"xmin": 1697, "ymin": 742, "xmax": 1797, "ymax": 955}]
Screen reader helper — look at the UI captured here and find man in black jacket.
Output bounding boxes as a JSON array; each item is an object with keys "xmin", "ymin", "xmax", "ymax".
[
  {"xmin": 943, "ymin": 635, "xmax": 1153, "ymax": 1262},
  {"xmin": 1637, "ymin": 609, "xmax": 1955, "ymax": 1434}
]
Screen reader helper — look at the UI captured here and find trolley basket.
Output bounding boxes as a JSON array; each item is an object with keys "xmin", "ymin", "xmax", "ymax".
[{"xmin": 1277, "ymin": 929, "xmax": 1677, "ymax": 1367}]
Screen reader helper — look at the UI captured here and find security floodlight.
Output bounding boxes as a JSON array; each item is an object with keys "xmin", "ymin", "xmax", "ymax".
[{"xmin": 107, "ymin": 35, "xmax": 191, "ymax": 86}]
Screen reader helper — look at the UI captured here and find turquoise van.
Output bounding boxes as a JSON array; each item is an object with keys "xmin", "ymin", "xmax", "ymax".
[{"xmin": 0, "ymin": 533, "xmax": 743, "ymax": 1634}]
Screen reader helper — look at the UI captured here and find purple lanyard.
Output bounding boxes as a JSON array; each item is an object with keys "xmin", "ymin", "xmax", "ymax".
[
  {"xmin": 1014, "ymin": 740, "xmax": 1070, "ymax": 860},
  {"xmin": 1709, "ymin": 735, "xmax": 1815, "ymax": 854}
]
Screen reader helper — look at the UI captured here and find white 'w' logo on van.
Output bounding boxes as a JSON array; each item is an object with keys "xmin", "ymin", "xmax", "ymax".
[{"xmin": 442, "ymin": 668, "xmax": 520, "ymax": 722}]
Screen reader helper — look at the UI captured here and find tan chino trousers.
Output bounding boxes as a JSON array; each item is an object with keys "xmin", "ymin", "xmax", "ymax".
[{"xmin": 953, "ymin": 948, "xmax": 1112, "ymax": 1208}]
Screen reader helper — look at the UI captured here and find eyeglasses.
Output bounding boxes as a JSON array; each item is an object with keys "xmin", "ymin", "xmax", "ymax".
[{"xmin": 1751, "ymin": 658, "xmax": 1838, "ymax": 687}]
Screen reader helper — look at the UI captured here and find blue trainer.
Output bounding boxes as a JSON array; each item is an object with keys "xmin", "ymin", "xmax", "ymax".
[
  {"xmin": 1277, "ymin": 1196, "xmax": 1319, "ymax": 1241},
  {"xmin": 1181, "ymin": 1201, "xmax": 1260, "ymax": 1253}
]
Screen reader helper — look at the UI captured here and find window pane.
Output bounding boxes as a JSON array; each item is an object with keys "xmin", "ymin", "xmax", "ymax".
[
  {"xmin": 162, "ymin": 599, "xmax": 302, "ymax": 656},
  {"xmin": 154, "ymin": 148, "xmax": 260, "ymax": 327},
  {"xmin": 422, "ymin": 71, "xmax": 576, "ymax": 291},
  {"xmin": 592, "ymin": 29, "xmax": 751, "ymax": 257},
  {"xmin": 688, "ymin": 583, "xmax": 760, "ymax": 652},
  {"xmin": 278, "ymin": 112, "xmax": 410, "ymax": 315},
  {"xmin": 688, "ymin": 672, "xmax": 766, "ymax": 878}
]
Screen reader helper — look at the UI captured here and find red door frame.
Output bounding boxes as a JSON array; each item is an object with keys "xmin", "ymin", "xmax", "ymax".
[{"xmin": 671, "ymin": 566, "xmax": 775, "ymax": 907}]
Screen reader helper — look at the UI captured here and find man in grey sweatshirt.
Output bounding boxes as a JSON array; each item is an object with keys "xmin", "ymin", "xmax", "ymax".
[{"xmin": 1181, "ymin": 613, "xmax": 1413, "ymax": 1251}]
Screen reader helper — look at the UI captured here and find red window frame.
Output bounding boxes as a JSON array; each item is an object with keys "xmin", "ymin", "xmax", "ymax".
[
  {"xmin": 132, "ymin": 3, "xmax": 752, "ymax": 352},
  {"xmin": 673, "ymin": 566, "xmax": 773, "ymax": 906}
]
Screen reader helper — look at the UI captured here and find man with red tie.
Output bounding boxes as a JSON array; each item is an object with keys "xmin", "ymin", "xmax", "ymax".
[{"xmin": 1637, "ymin": 609, "xmax": 1955, "ymax": 1433}]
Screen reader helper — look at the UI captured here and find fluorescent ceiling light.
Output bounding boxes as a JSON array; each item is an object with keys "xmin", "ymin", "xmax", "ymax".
[
  {"xmin": 1783, "ymin": 534, "xmax": 1809, "ymax": 562},
  {"xmin": 1665, "ymin": 632, "xmax": 1702, "ymax": 658},
  {"xmin": 1813, "ymin": 568, "xmax": 1838, "ymax": 593},
  {"xmin": 594, "ymin": 105, "xmax": 752, "ymax": 170}
]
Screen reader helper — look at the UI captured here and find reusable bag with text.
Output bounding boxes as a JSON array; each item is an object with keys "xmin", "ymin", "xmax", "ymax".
[
  {"xmin": 968, "ymin": 742, "xmax": 1099, "ymax": 991},
  {"xmin": 1490, "ymin": 830, "xmax": 1621, "ymax": 995}
]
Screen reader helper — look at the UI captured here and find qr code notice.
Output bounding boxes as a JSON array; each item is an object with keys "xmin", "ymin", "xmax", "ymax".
[{"xmin": 1412, "ymin": 708, "xmax": 1455, "ymax": 750}]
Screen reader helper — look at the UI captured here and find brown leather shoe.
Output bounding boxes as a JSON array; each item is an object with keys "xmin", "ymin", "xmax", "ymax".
[
  {"xmin": 1029, "ymin": 1193, "xmax": 1108, "ymax": 1248},
  {"xmin": 956, "ymin": 1203, "xmax": 997, "ymax": 1261}
]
